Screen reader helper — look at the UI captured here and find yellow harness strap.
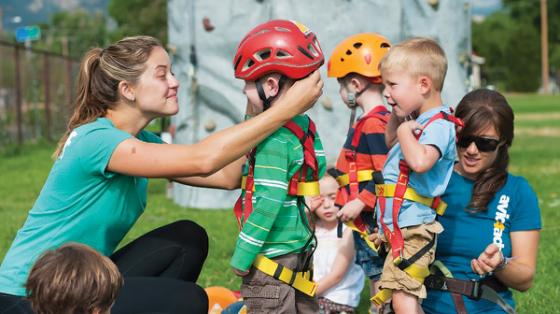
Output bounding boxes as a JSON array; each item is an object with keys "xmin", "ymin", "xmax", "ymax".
[
  {"xmin": 345, "ymin": 220, "xmax": 379, "ymax": 252},
  {"xmin": 253, "ymin": 255, "xmax": 317, "ymax": 297},
  {"xmin": 375, "ymin": 184, "xmax": 447, "ymax": 215},
  {"xmin": 370, "ymin": 263, "xmax": 431, "ymax": 306},
  {"xmin": 336, "ymin": 170, "xmax": 373, "ymax": 187},
  {"xmin": 241, "ymin": 176, "xmax": 319, "ymax": 196}
]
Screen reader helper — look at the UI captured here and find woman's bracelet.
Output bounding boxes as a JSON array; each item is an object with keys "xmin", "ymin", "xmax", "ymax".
[{"xmin": 495, "ymin": 253, "xmax": 511, "ymax": 272}]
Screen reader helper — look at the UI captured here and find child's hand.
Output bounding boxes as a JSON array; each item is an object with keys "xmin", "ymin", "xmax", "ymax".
[
  {"xmin": 367, "ymin": 227, "xmax": 384, "ymax": 249},
  {"xmin": 309, "ymin": 195, "xmax": 324, "ymax": 212},
  {"xmin": 397, "ymin": 120, "xmax": 423, "ymax": 137},
  {"xmin": 232, "ymin": 267, "xmax": 250, "ymax": 277},
  {"xmin": 336, "ymin": 198, "xmax": 365, "ymax": 222}
]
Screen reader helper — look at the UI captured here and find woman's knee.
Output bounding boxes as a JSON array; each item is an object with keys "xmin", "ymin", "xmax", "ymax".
[{"xmin": 172, "ymin": 282, "xmax": 209, "ymax": 314}]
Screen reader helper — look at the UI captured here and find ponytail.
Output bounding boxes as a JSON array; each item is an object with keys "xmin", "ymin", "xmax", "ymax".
[{"xmin": 53, "ymin": 36, "xmax": 161, "ymax": 158}]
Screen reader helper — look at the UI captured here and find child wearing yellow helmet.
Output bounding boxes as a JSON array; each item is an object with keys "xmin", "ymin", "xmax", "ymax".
[{"xmin": 327, "ymin": 32, "xmax": 391, "ymax": 313}]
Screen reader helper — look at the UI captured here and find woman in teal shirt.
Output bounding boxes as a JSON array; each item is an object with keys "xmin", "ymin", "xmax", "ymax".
[
  {"xmin": 422, "ymin": 89, "xmax": 541, "ymax": 313},
  {"xmin": 0, "ymin": 36, "xmax": 324, "ymax": 314}
]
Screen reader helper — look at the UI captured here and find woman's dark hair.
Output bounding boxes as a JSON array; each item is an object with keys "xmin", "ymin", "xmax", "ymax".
[{"xmin": 455, "ymin": 89, "xmax": 514, "ymax": 212}]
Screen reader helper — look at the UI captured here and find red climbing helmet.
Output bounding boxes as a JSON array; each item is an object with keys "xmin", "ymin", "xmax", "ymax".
[{"xmin": 233, "ymin": 19, "xmax": 324, "ymax": 81}]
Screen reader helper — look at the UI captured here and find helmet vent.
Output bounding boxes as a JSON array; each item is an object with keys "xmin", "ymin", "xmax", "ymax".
[
  {"xmin": 340, "ymin": 58, "xmax": 345, "ymax": 62},
  {"xmin": 275, "ymin": 27, "xmax": 291, "ymax": 32},
  {"xmin": 308, "ymin": 44, "xmax": 319, "ymax": 57},
  {"xmin": 242, "ymin": 59, "xmax": 255, "ymax": 71},
  {"xmin": 381, "ymin": 42, "xmax": 390, "ymax": 48},
  {"xmin": 297, "ymin": 46, "xmax": 315, "ymax": 60},
  {"xmin": 314, "ymin": 38, "xmax": 322, "ymax": 53},
  {"xmin": 353, "ymin": 42, "xmax": 363, "ymax": 49},
  {"xmin": 234, "ymin": 56, "xmax": 242, "ymax": 70},
  {"xmin": 346, "ymin": 49, "xmax": 352, "ymax": 55},
  {"xmin": 254, "ymin": 49, "xmax": 271, "ymax": 61},
  {"xmin": 276, "ymin": 49, "xmax": 292, "ymax": 58}
]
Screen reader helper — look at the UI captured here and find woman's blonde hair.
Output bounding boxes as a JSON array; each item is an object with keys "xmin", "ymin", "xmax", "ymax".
[
  {"xmin": 26, "ymin": 243, "xmax": 123, "ymax": 314},
  {"xmin": 379, "ymin": 37, "xmax": 447, "ymax": 91},
  {"xmin": 54, "ymin": 36, "xmax": 162, "ymax": 158}
]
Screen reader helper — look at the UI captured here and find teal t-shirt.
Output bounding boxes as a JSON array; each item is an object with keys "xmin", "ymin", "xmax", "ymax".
[
  {"xmin": 422, "ymin": 171, "xmax": 541, "ymax": 313},
  {"xmin": 0, "ymin": 118, "xmax": 163, "ymax": 296}
]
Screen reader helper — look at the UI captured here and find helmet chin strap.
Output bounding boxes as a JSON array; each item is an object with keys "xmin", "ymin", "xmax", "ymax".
[
  {"xmin": 345, "ymin": 82, "xmax": 372, "ymax": 127},
  {"xmin": 255, "ymin": 75, "xmax": 287, "ymax": 111}
]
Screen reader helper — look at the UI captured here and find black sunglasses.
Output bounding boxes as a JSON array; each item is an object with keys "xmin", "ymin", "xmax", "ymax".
[{"xmin": 458, "ymin": 135, "xmax": 501, "ymax": 152}]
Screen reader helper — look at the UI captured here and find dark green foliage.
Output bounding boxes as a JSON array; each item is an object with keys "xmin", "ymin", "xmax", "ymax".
[
  {"xmin": 474, "ymin": 0, "xmax": 560, "ymax": 91},
  {"xmin": 108, "ymin": 0, "xmax": 167, "ymax": 46}
]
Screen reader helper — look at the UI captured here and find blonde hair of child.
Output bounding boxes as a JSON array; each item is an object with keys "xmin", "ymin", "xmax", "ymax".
[{"xmin": 379, "ymin": 37, "xmax": 447, "ymax": 91}]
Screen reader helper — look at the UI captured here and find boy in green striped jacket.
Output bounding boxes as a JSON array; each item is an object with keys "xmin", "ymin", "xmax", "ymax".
[{"xmin": 230, "ymin": 20, "xmax": 326, "ymax": 313}]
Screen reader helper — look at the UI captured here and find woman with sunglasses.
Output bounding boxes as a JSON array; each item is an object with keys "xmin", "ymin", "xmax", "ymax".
[{"xmin": 422, "ymin": 89, "xmax": 541, "ymax": 313}]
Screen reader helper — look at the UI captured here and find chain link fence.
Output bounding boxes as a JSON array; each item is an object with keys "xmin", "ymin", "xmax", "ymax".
[{"xmin": 0, "ymin": 40, "xmax": 79, "ymax": 148}]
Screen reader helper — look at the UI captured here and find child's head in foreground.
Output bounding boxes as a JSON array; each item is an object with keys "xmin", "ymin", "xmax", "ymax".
[
  {"xmin": 327, "ymin": 32, "xmax": 392, "ymax": 109},
  {"xmin": 379, "ymin": 37, "xmax": 447, "ymax": 117},
  {"xmin": 232, "ymin": 19, "xmax": 324, "ymax": 115},
  {"xmin": 313, "ymin": 168, "xmax": 340, "ymax": 224},
  {"xmin": 26, "ymin": 243, "xmax": 123, "ymax": 314}
]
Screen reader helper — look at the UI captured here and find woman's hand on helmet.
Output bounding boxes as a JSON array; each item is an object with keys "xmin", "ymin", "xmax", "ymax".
[{"xmin": 279, "ymin": 70, "xmax": 323, "ymax": 115}]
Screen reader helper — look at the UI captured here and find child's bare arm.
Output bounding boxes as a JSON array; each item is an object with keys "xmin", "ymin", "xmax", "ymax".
[
  {"xmin": 385, "ymin": 111, "xmax": 404, "ymax": 148},
  {"xmin": 316, "ymin": 228, "xmax": 356, "ymax": 296},
  {"xmin": 337, "ymin": 198, "xmax": 365, "ymax": 222},
  {"xmin": 172, "ymin": 157, "xmax": 245, "ymax": 190},
  {"xmin": 397, "ymin": 121, "xmax": 440, "ymax": 173}
]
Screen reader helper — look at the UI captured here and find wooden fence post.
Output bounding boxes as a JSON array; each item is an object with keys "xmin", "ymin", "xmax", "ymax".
[{"xmin": 14, "ymin": 45, "xmax": 23, "ymax": 145}]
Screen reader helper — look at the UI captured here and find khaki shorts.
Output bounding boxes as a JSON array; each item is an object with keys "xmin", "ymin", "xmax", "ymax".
[
  {"xmin": 379, "ymin": 221, "xmax": 443, "ymax": 299},
  {"xmin": 241, "ymin": 253, "xmax": 318, "ymax": 314}
]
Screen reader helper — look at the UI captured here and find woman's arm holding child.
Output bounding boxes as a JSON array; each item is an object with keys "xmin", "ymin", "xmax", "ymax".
[{"xmin": 316, "ymin": 228, "xmax": 356, "ymax": 296}]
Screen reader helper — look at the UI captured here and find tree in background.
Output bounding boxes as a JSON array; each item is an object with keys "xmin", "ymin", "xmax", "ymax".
[
  {"xmin": 37, "ymin": 10, "xmax": 109, "ymax": 58},
  {"xmin": 108, "ymin": 0, "xmax": 167, "ymax": 46},
  {"xmin": 473, "ymin": 0, "xmax": 559, "ymax": 91}
]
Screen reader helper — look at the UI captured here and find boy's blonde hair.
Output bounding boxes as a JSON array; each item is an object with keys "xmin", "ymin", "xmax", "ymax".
[
  {"xmin": 379, "ymin": 37, "xmax": 447, "ymax": 91},
  {"xmin": 26, "ymin": 243, "xmax": 123, "ymax": 314}
]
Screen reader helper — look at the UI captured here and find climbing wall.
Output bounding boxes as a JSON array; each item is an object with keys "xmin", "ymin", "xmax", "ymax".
[{"xmin": 168, "ymin": 0, "xmax": 471, "ymax": 209}]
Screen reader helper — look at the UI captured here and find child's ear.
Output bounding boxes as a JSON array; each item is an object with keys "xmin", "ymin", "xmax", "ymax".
[
  {"xmin": 264, "ymin": 76, "xmax": 280, "ymax": 97},
  {"xmin": 418, "ymin": 75, "xmax": 432, "ymax": 95},
  {"xmin": 349, "ymin": 77, "xmax": 362, "ymax": 92},
  {"xmin": 118, "ymin": 81, "xmax": 136, "ymax": 102}
]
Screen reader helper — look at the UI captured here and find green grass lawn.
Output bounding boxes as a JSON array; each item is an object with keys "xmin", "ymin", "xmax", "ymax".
[{"xmin": 0, "ymin": 93, "xmax": 559, "ymax": 312}]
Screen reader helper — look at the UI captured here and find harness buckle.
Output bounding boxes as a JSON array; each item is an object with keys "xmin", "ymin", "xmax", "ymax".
[
  {"xmin": 393, "ymin": 252, "xmax": 404, "ymax": 266},
  {"xmin": 345, "ymin": 150, "xmax": 356, "ymax": 161},
  {"xmin": 289, "ymin": 271, "xmax": 298, "ymax": 286},
  {"xmin": 425, "ymin": 274, "xmax": 447, "ymax": 291},
  {"xmin": 431, "ymin": 197, "xmax": 441, "ymax": 209},
  {"xmin": 470, "ymin": 279, "xmax": 482, "ymax": 300}
]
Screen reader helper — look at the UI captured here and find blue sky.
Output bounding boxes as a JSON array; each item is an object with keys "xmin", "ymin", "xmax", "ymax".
[{"xmin": 471, "ymin": 0, "xmax": 503, "ymax": 16}]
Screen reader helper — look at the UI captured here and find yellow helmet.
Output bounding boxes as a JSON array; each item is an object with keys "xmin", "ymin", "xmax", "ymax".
[{"xmin": 327, "ymin": 33, "xmax": 391, "ymax": 82}]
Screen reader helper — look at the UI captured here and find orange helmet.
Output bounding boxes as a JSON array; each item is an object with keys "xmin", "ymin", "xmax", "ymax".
[{"xmin": 327, "ymin": 33, "xmax": 391, "ymax": 83}]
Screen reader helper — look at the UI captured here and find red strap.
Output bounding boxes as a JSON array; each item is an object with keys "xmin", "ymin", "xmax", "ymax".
[
  {"xmin": 233, "ymin": 150, "xmax": 256, "ymax": 229},
  {"xmin": 379, "ymin": 110, "xmax": 464, "ymax": 259},
  {"xmin": 283, "ymin": 118, "xmax": 319, "ymax": 194},
  {"xmin": 345, "ymin": 106, "xmax": 389, "ymax": 199}
]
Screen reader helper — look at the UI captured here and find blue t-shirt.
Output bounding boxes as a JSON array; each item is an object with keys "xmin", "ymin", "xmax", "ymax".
[
  {"xmin": 423, "ymin": 171, "xmax": 541, "ymax": 313},
  {"xmin": 377, "ymin": 106, "xmax": 456, "ymax": 231},
  {"xmin": 0, "ymin": 118, "xmax": 163, "ymax": 296}
]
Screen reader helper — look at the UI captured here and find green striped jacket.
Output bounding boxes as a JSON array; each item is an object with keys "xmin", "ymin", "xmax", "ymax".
[{"xmin": 230, "ymin": 114, "xmax": 326, "ymax": 271}]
